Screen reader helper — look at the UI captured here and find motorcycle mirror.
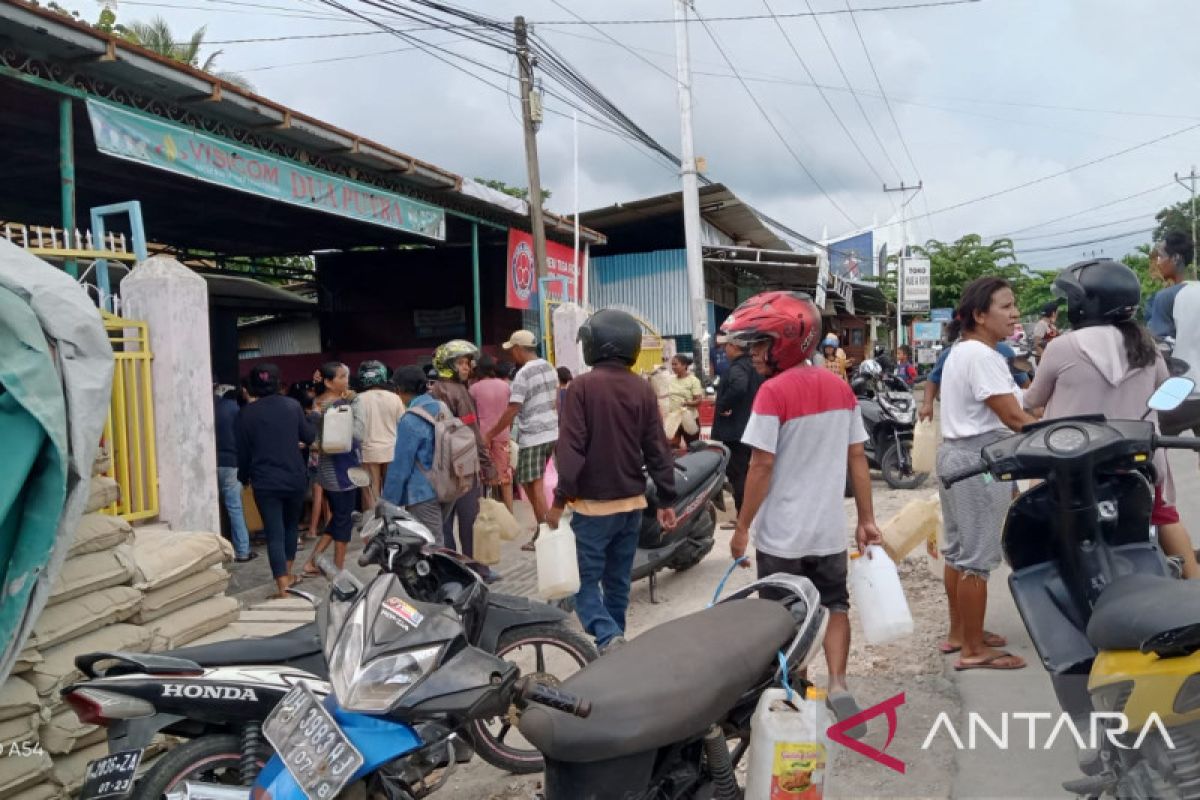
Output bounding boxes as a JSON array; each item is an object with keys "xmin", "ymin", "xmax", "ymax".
[{"xmin": 1148, "ymin": 377, "xmax": 1194, "ymax": 413}]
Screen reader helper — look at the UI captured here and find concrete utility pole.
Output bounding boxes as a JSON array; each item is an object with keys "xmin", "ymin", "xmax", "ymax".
[
  {"xmin": 673, "ymin": 0, "xmax": 709, "ymax": 380},
  {"xmin": 884, "ymin": 180, "xmax": 922, "ymax": 347},
  {"xmin": 1175, "ymin": 167, "xmax": 1199, "ymax": 279},
  {"xmin": 515, "ymin": 16, "xmax": 549, "ymax": 280}
]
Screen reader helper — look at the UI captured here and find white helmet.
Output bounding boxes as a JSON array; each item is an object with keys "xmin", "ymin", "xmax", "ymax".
[{"xmin": 858, "ymin": 359, "xmax": 882, "ymax": 378}]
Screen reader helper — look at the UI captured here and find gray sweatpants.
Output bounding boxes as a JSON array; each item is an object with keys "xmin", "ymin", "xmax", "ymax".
[
  {"xmin": 936, "ymin": 430, "xmax": 1013, "ymax": 579},
  {"xmin": 406, "ymin": 499, "xmax": 448, "ymax": 543}
]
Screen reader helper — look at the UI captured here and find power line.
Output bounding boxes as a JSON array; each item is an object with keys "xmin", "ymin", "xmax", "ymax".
[
  {"xmin": 995, "ymin": 182, "xmax": 1176, "ymax": 237},
  {"xmin": 1011, "ymin": 212, "xmax": 1161, "ymax": 241},
  {"xmin": 1016, "ymin": 227, "xmax": 1155, "ymax": 255},
  {"xmin": 530, "ymin": 1, "xmax": 983, "ymax": 26},
  {"xmin": 547, "ymin": 0, "xmax": 676, "ymax": 83},
  {"xmin": 691, "ymin": 6, "xmax": 860, "ymax": 227}
]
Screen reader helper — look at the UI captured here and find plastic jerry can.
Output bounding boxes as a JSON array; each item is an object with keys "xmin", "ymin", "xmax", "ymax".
[
  {"xmin": 850, "ymin": 545, "xmax": 915, "ymax": 645},
  {"xmin": 911, "ymin": 419, "xmax": 937, "ymax": 475},
  {"xmin": 925, "ymin": 509, "xmax": 946, "ymax": 580},
  {"xmin": 745, "ymin": 687, "xmax": 830, "ymax": 800},
  {"xmin": 474, "ymin": 513, "xmax": 502, "ymax": 566},
  {"xmin": 880, "ymin": 494, "xmax": 940, "ymax": 562},
  {"xmin": 536, "ymin": 523, "xmax": 580, "ymax": 600},
  {"xmin": 321, "ymin": 405, "xmax": 354, "ymax": 454}
]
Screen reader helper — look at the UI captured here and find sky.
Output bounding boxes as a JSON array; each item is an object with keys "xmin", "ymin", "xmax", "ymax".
[{"xmin": 66, "ymin": 0, "xmax": 1200, "ymax": 271}]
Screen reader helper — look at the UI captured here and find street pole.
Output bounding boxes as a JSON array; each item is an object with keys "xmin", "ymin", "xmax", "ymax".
[
  {"xmin": 515, "ymin": 16, "xmax": 549, "ymax": 281},
  {"xmin": 673, "ymin": 0, "xmax": 708, "ymax": 381},
  {"xmin": 1175, "ymin": 167, "xmax": 1199, "ymax": 279},
  {"xmin": 884, "ymin": 180, "xmax": 923, "ymax": 347}
]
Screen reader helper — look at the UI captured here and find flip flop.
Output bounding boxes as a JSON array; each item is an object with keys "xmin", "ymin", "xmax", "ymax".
[
  {"xmin": 301, "ymin": 564, "xmax": 321, "ymax": 578},
  {"xmin": 520, "ymin": 541, "xmax": 537, "ymax": 552},
  {"xmin": 954, "ymin": 651, "xmax": 1026, "ymax": 671},
  {"xmin": 826, "ymin": 692, "xmax": 867, "ymax": 739},
  {"xmin": 720, "ymin": 522, "xmax": 737, "ymax": 530},
  {"xmin": 939, "ymin": 631, "xmax": 1008, "ymax": 654}
]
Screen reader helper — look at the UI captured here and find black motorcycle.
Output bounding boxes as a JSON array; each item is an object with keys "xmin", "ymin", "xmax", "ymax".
[
  {"xmin": 63, "ymin": 504, "xmax": 596, "ymax": 798},
  {"xmin": 634, "ymin": 441, "xmax": 729, "ymax": 601},
  {"xmin": 850, "ymin": 358, "xmax": 924, "ymax": 489},
  {"xmin": 941, "ymin": 377, "xmax": 1200, "ymax": 798}
]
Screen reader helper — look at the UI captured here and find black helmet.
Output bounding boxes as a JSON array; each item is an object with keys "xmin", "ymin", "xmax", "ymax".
[
  {"xmin": 357, "ymin": 360, "xmax": 389, "ymax": 388},
  {"xmin": 1052, "ymin": 259, "xmax": 1141, "ymax": 329},
  {"xmin": 578, "ymin": 309, "xmax": 642, "ymax": 366}
]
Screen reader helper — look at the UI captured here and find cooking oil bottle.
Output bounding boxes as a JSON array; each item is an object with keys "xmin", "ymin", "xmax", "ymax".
[{"xmin": 745, "ymin": 686, "xmax": 830, "ymax": 800}]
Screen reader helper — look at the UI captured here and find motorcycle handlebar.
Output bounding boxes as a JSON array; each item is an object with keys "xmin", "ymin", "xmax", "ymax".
[
  {"xmin": 1154, "ymin": 435, "xmax": 1200, "ymax": 451},
  {"xmin": 517, "ymin": 678, "xmax": 591, "ymax": 718},
  {"xmin": 357, "ymin": 537, "xmax": 384, "ymax": 568},
  {"xmin": 940, "ymin": 460, "xmax": 988, "ymax": 489}
]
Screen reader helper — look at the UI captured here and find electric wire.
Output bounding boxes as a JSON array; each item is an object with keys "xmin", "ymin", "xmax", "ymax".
[
  {"xmin": 1016, "ymin": 227, "xmax": 1155, "ymax": 255},
  {"xmin": 994, "ymin": 182, "xmax": 1177, "ymax": 237},
  {"xmin": 528, "ymin": 1, "xmax": 983, "ymax": 26}
]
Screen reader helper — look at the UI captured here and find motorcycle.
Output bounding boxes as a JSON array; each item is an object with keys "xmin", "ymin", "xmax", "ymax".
[
  {"xmin": 215, "ymin": 531, "xmax": 827, "ymax": 800},
  {"xmin": 64, "ymin": 504, "xmax": 595, "ymax": 799},
  {"xmin": 940, "ymin": 376, "xmax": 1200, "ymax": 798},
  {"xmin": 634, "ymin": 440, "xmax": 730, "ymax": 602},
  {"xmin": 850, "ymin": 358, "xmax": 924, "ymax": 489}
]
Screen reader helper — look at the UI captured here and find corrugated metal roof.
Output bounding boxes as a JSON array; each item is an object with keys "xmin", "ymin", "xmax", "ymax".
[{"xmin": 589, "ymin": 250, "xmax": 690, "ymax": 336}]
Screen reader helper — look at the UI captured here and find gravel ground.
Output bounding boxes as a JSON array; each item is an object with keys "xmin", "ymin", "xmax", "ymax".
[{"xmin": 445, "ymin": 478, "xmax": 959, "ymax": 799}]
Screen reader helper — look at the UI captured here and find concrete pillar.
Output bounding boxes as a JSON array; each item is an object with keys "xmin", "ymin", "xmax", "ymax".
[{"xmin": 121, "ymin": 256, "xmax": 219, "ymax": 532}]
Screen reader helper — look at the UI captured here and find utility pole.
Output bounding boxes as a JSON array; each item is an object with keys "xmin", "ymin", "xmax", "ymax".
[
  {"xmin": 515, "ymin": 16, "xmax": 549, "ymax": 280},
  {"xmin": 673, "ymin": 0, "xmax": 708, "ymax": 380},
  {"xmin": 884, "ymin": 181, "xmax": 922, "ymax": 347},
  {"xmin": 1175, "ymin": 167, "xmax": 1198, "ymax": 279}
]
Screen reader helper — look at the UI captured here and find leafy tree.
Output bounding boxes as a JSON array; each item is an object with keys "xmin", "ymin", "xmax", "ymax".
[
  {"xmin": 1015, "ymin": 270, "xmax": 1058, "ymax": 317},
  {"xmin": 1154, "ymin": 198, "xmax": 1198, "ymax": 245},
  {"xmin": 122, "ymin": 17, "xmax": 254, "ymax": 91},
  {"xmin": 912, "ymin": 235, "xmax": 1029, "ymax": 311},
  {"xmin": 474, "ymin": 178, "xmax": 551, "ymax": 204}
]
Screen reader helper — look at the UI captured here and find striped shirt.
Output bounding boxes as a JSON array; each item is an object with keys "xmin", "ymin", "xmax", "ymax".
[
  {"xmin": 742, "ymin": 366, "xmax": 867, "ymax": 558},
  {"xmin": 511, "ymin": 358, "xmax": 559, "ymax": 447}
]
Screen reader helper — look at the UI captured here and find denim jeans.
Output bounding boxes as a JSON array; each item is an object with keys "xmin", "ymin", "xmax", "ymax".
[
  {"xmin": 217, "ymin": 467, "xmax": 251, "ymax": 558},
  {"xmin": 443, "ymin": 479, "xmax": 479, "ymax": 558},
  {"xmin": 571, "ymin": 509, "xmax": 642, "ymax": 648},
  {"xmin": 253, "ymin": 490, "xmax": 304, "ymax": 579}
]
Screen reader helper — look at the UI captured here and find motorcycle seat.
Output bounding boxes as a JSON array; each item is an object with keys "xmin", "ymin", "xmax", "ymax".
[
  {"xmin": 519, "ymin": 599, "xmax": 794, "ymax": 763},
  {"xmin": 648, "ymin": 448, "xmax": 724, "ymax": 506},
  {"xmin": 161, "ymin": 622, "xmax": 323, "ymax": 668},
  {"xmin": 1086, "ymin": 573, "xmax": 1200, "ymax": 651}
]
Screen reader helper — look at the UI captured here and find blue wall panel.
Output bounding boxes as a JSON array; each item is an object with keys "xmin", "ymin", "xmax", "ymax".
[{"xmin": 589, "ymin": 249, "xmax": 690, "ymax": 336}]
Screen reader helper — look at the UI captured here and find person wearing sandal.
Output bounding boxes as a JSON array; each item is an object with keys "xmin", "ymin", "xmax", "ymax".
[
  {"xmin": 304, "ymin": 362, "xmax": 363, "ymax": 575},
  {"xmin": 937, "ymin": 278, "xmax": 1037, "ymax": 672},
  {"xmin": 721, "ymin": 291, "xmax": 884, "ymax": 737},
  {"xmin": 236, "ymin": 363, "xmax": 315, "ymax": 598},
  {"xmin": 711, "ymin": 335, "xmax": 763, "ymax": 527}
]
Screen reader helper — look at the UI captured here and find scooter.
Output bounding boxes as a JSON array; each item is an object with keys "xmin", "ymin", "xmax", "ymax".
[
  {"xmin": 192, "ymin": 525, "xmax": 826, "ymax": 800},
  {"xmin": 851, "ymin": 359, "xmax": 924, "ymax": 489},
  {"xmin": 941, "ymin": 376, "xmax": 1200, "ymax": 798},
  {"xmin": 64, "ymin": 504, "xmax": 595, "ymax": 799},
  {"xmin": 635, "ymin": 440, "xmax": 729, "ymax": 601}
]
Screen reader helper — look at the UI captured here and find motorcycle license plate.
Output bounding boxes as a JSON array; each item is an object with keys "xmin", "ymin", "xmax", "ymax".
[
  {"xmin": 263, "ymin": 684, "xmax": 363, "ymax": 800},
  {"xmin": 79, "ymin": 749, "xmax": 142, "ymax": 800}
]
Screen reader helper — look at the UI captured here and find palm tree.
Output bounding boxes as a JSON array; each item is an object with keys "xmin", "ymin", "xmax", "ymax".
[{"xmin": 123, "ymin": 17, "xmax": 254, "ymax": 91}]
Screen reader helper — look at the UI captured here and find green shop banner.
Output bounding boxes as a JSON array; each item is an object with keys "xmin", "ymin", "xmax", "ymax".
[{"xmin": 86, "ymin": 99, "xmax": 446, "ymax": 241}]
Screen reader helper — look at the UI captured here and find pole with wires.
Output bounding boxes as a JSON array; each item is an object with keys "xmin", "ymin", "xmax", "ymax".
[
  {"xmin": 1175, "ymin": 167, "xmax": 1199, "ymax": 279},
  {"xmin": 573, "ymin": 109, "xmax": 581, "ymax": 303},
  {"xmin": 885, "ymin": 181, "xmax": 922, "ymax": 347},
  {"xmin": 673, "ymin": 0, "xmax": 709, "ymax": 380},
  {"xmin": 515, "ymin": 15, "xmax": 549, "ymax": 281}
]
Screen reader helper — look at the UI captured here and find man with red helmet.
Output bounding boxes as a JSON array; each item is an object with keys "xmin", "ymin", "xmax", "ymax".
[{"xmin": 721, "ymin": 291, "xmax": 883, "ymax": 736}]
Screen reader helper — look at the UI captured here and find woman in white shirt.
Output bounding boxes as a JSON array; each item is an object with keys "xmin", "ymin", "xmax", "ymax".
[{"xmin": 937, "ymin": 277, "xmax": 1037, "ymax": 672}]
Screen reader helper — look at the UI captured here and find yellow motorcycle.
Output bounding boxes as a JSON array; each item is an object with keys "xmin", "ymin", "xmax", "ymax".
[{"xmin": 941, "ymin": 377, "xmax": 1200, "ymax": 798}]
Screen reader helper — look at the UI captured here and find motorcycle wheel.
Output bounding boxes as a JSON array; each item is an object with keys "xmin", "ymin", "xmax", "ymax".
[
  {"xmin": 132, "ymin": 735, "xmax": 267, "ymax": 799},
  {"xmin": 468, "ymin": 624, "xmax": 598, "ymax": 774},
  {"xmin": 881, "ymin": 442, "xmax": 927, "ymax": 490}
]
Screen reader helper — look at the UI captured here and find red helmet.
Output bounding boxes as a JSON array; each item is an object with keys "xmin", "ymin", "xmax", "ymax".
[{"xmin": 719, "ymin": 291, "xmax": 821, "ymax": 373}]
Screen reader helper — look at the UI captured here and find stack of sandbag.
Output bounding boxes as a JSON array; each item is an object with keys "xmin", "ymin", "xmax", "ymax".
[{"xmin": 0, "ymin": 676, "xmax": 53, "ymax": 799}]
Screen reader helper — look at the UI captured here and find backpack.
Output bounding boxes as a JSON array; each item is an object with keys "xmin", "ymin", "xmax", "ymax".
[{"xmin": 408, "ymin": 402, "xmax": 479, "ymax": 502}]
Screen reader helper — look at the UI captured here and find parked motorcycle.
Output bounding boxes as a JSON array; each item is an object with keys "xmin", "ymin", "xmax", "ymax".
[
  {"xmin": 941, "ymin": 376, "xmax": 1200, "ymax": 798},
  {"xmin": 634, "ymin": 440, "xmax": 729, "ymax": 601},
  {"xmin": 218, "ymin": 540, "xmax": 827, "ymax": 800},
  {"xmin": 850, "ymin": 358, "xmax": 924, "ymax": 489},
  {"xmin": 64, "ymin": 503, "xmax": 595, "ymax": 799}
]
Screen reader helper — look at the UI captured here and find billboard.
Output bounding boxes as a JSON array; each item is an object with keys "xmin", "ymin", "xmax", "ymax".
[{"xmin": 829, "ymin": 231, "xmax": 874, "ymax": 279}]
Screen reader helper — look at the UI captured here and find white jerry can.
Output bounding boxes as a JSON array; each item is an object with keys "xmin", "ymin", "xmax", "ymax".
[{"xmin": 745, "ymin": 686, "xmax": 831, "ymax": 800}]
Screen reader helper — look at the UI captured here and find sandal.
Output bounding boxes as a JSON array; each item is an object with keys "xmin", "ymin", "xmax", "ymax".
[
  {"xmin": 939, "ymin": 631, "xmax": 1007, "ymax": 654},
  {"xmin": 826, "ymin": 691, "xmax": 867, "ymax": 739},
  {"xmin": 520, "ymin": 541, "xmax": 537, "ymax": 552},
  {"xmin": 301, "ymin": 564, "xmax": 322, "ymax": 578},
  {"xmin": 954, "ymin": 650, "xmax": 1026, "ymax": 671}
]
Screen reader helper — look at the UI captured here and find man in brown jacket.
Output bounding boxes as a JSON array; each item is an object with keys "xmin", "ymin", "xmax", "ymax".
[{"xmin": 546, "ymin": 310, "xmax": 676, "ymax": 653}]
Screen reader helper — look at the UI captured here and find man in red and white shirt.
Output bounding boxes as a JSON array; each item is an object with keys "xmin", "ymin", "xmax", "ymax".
[{"xmin": 721, "ymin": 291, "xmax": 883, "ymax": 737}]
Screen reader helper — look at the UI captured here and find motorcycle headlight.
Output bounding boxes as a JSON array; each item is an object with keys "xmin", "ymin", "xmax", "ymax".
[{"xmin": 329, "ymin": 602, "xmax": 441, "ymax": 712}]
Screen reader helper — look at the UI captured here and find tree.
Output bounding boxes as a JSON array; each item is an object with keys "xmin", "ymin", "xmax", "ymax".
[
  {"xmin": 1154, "ymin": 198, "xmax": 1197, "ymax": 245},
  {"xmin": 1015, "ymin": 270, "xmax": 1058, "ymax": 317},
  {"xmin": 121, "ymin": 17, "xmax": 254, "ymax": 91},
  {"xmin": 474, "ymin": 178, "xmax": 551, "ymax": 204},
  {"xmin": 912, "ymin": 234, "xmax": 1029, "ymax": 311}
]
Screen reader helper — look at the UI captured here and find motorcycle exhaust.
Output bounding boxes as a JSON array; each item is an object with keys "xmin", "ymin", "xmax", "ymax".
[{"xmin": 164, "ymin": 782, "xmax": 250, "ymax": 800}]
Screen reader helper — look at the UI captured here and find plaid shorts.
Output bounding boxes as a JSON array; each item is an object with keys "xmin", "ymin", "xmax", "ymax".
[{"xmin": 516, "ymin": 440, "xmax": 556, "ymax": 485}]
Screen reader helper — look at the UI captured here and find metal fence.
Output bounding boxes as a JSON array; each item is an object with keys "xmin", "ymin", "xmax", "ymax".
[{"xmin": 100, "ymin": 311, "xmax": 159, "ymax": 522}]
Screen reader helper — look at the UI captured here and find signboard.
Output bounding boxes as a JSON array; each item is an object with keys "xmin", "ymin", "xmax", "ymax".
[
  {"xmin": 506, "ymin": 230, "xmax": 583, "ymax": 310},
  {"xmin": 931, "ymin": 307, "xmax": 954, "ymax": 323},
  {"xmin": 86, "ymin": 99, "xmax": 445, "ymax": 240},
  {"xmin": 917, "ymin": 346, "xmax": 938, "ymax": 366},
  {"xmin": 912, "ymin": 321, "xmax": 944, "ymax": 342},
  {"xmin": 815, "ymin": 251, "xmax": 830, "ymax": 310},
  {"xmin": 901, "ymin": 257, "xmax": 931, "ymax": 313},
  {"xmin": 830, "ymin": 231, "xmax": 874, "ymax": 279},
  {"xmin": 413, "ymin": 307, "xmax": 466, "ymax": 339}
]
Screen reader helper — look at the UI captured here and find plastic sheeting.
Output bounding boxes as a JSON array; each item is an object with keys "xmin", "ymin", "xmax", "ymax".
[{"xmin": 0, "ymin": 240, "xmax": 113, "ymax": 685}]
